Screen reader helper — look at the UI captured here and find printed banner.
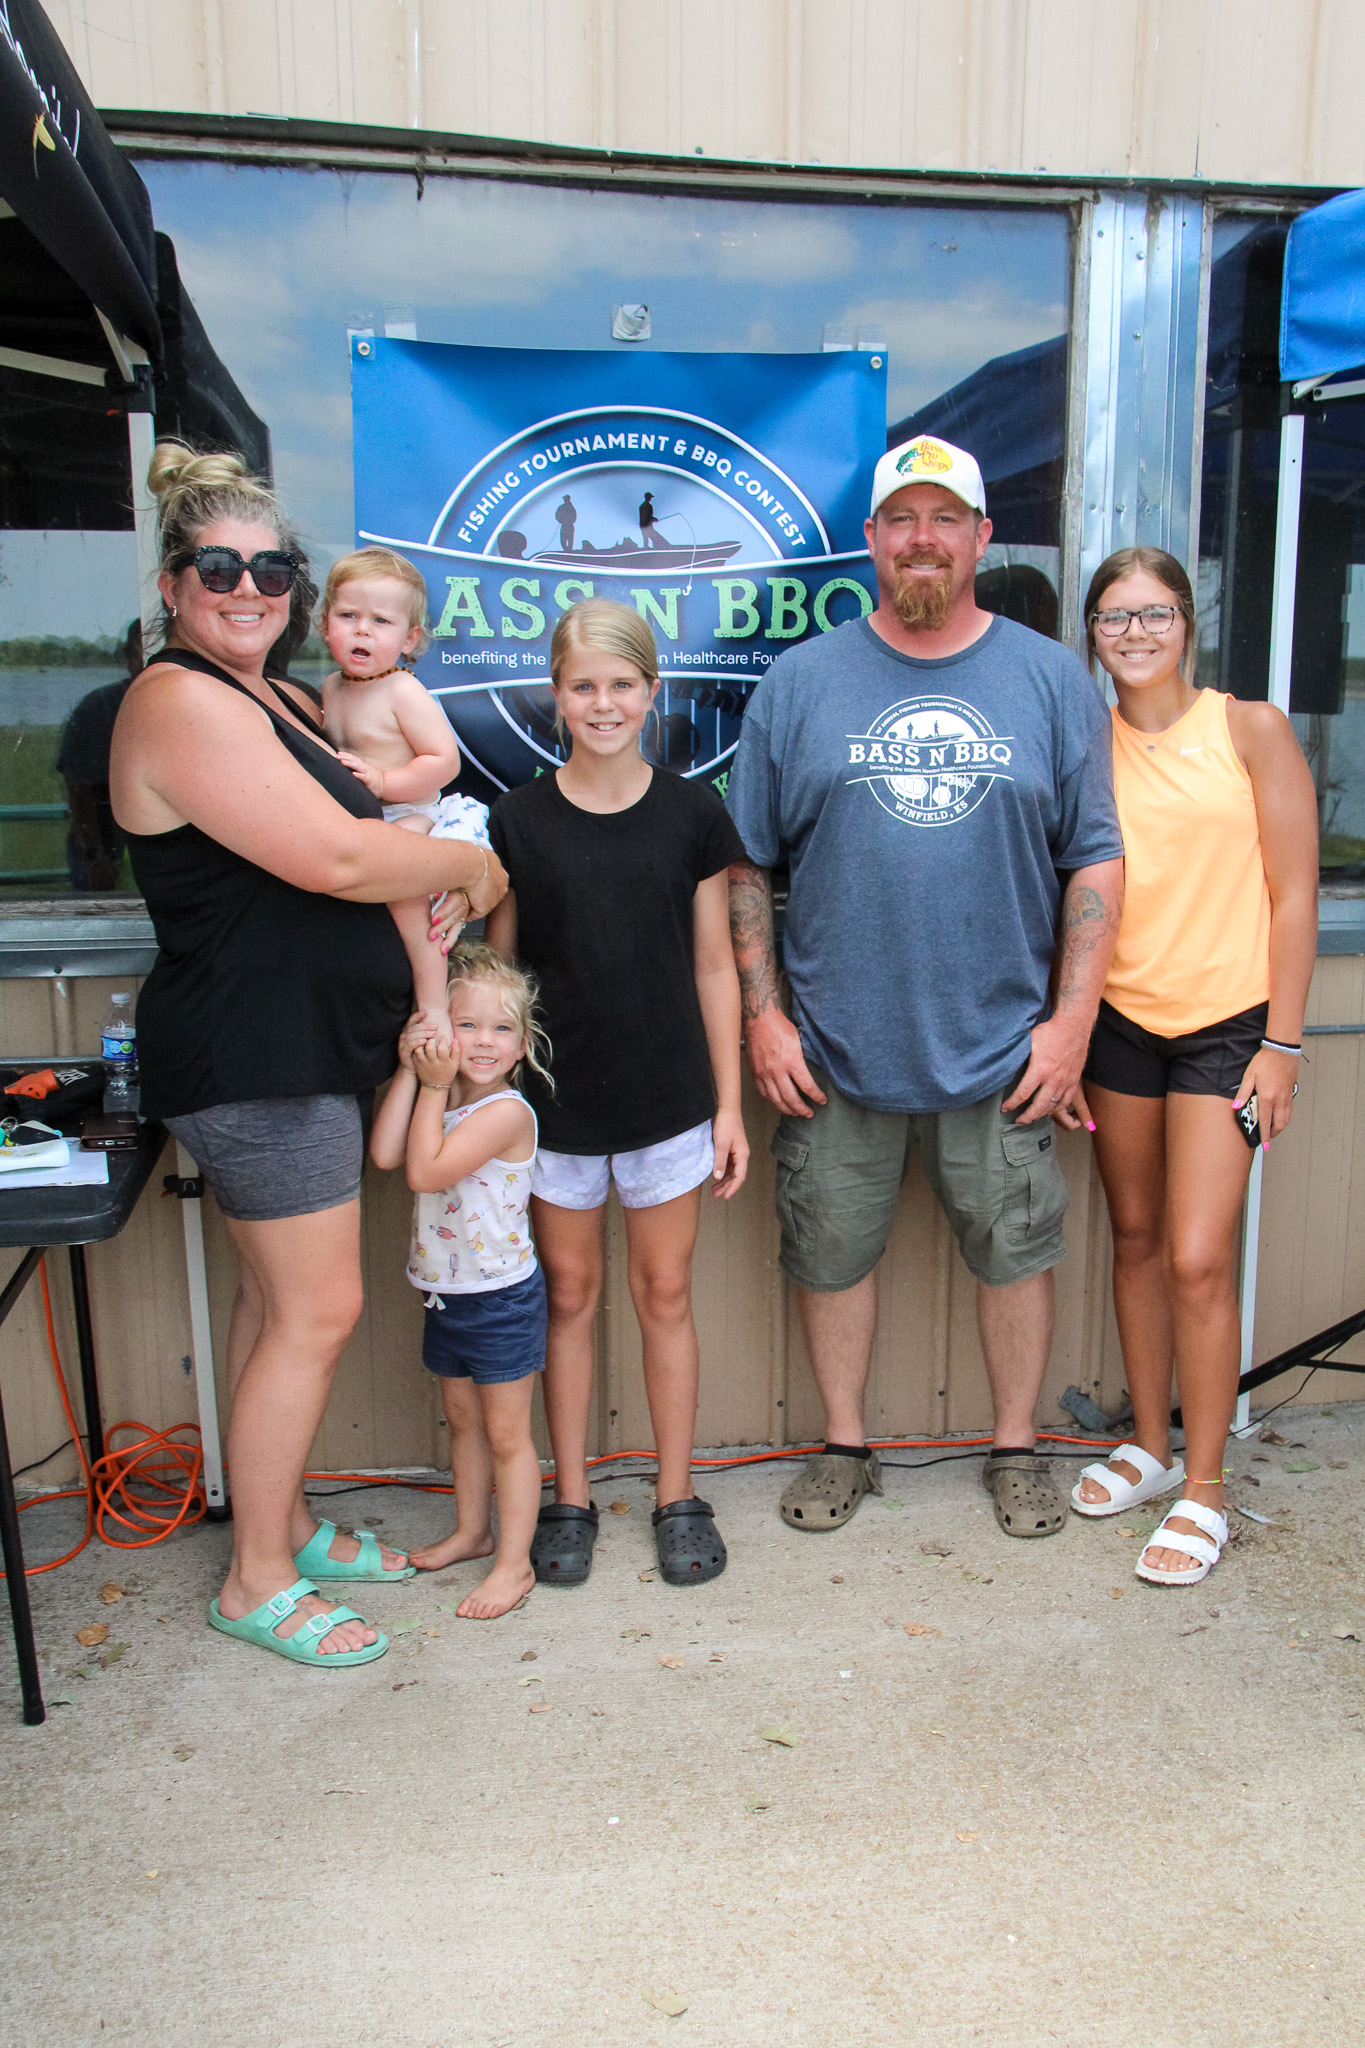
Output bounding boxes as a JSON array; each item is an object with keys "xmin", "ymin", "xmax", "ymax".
[{"xmin": 350, "ymin": 340, "xmax": 886, "ymax": 795}]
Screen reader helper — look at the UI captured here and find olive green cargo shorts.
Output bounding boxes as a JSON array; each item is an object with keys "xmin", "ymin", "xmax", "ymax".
[{"xmin": 771, "ymin": 1065, "xmax": 1069, "ymax": 1293}]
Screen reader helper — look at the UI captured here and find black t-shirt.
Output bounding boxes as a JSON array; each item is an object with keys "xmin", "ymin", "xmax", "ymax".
[{"xmin": 489, "ymin": 769, "xmax": 746, "ymax": 1153}]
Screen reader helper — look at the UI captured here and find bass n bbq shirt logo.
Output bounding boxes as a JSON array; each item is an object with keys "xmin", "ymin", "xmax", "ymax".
[{"xmin": 846, "ymin": 695, "xmax": 1014, "ymax": 828}]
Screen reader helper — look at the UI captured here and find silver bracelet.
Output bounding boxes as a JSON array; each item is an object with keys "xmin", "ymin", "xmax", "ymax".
[{"xmin": 1261, "ymin": 1037, "xmax": 1302, "ymax": 1056}]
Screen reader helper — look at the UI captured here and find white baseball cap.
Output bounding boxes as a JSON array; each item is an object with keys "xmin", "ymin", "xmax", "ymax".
[{"xmin": 870, "ymin": 435, "xmax": 986, "ymax": 519}]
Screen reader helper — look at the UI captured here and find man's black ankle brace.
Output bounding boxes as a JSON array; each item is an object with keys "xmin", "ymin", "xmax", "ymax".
[{"xmin": 823, "ymin": 1441, "xmax": 872, "ymax": 1459}]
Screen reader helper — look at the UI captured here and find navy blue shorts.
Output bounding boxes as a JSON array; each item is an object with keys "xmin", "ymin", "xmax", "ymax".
[{"xmin": 420, "ymin": 1267, "xmax": 547, "ymax": 1384}]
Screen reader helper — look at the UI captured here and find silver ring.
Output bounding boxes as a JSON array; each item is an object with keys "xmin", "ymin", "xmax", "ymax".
[{"xmin": 1049, "ymin": 1094, "xmax": 1063, "ymax": 1103}]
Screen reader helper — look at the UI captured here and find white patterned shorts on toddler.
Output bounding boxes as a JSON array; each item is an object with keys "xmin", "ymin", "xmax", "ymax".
[
  {"xmin": 382, "ymin": 792, "xmax": 492, "ymax": 844},
  {"xmin": 531, "ymin": 1119, "xmax": 715, "ymax": 1211}
]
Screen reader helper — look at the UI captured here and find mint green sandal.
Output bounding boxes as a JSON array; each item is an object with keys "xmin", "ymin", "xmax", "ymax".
[
  {"xmin": 293, "ymin": 1518, "xmax": 415, "ymax": 1582},
  {"xmin": 208, "ymin": 1577, "xmax": 388, "ymax": 1666}
]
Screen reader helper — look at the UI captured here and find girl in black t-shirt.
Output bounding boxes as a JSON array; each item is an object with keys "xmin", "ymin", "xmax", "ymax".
[{"xmin": 487, "ymin": 600, "xmax": 748, "ymax": 1588}]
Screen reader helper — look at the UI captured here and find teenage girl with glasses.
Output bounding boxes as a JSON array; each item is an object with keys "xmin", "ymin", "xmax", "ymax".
[{"xmin": 1067, "ymin": 546, "xmax": 1318, "ymax": 1585}]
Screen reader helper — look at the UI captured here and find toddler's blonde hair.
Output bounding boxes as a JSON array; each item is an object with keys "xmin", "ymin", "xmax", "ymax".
[
  {"xmin": 445, "ymin": 940, "xmax": 553, "ymax": 1090},
  {"xmin": 322, "ymin": 547, "xmax": 431, "ymax": 658}
]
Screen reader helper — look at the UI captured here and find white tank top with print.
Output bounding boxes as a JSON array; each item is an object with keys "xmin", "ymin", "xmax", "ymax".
[{"xmin": 405, "ymin": 1088, "xmax": 538, "ymax": 1298}]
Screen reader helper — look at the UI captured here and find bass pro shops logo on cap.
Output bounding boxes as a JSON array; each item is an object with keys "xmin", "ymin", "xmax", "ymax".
[
  {"xmin": 897, "ymin": 438, "xmax": 954, "ymax": 476},
  {"xmin": 869, "ymin": 435, "xmax": 986, "ymax": 519}
]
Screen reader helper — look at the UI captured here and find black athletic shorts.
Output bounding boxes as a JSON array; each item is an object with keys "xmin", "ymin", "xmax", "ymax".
[{"xmin": 1083, "ymin": 999, "xmax": 1269, "ymax": 1100}]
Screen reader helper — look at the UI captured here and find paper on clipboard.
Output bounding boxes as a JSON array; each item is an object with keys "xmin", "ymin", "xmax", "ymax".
[{"xmin": 0, "ymin": 1150, "xmax": 110, "ymax": 1190}]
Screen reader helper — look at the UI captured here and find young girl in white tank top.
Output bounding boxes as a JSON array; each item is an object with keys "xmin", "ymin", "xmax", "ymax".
[{"xmin": 370, "ymin": 942, "xmax": 552, "ymax": 1620}]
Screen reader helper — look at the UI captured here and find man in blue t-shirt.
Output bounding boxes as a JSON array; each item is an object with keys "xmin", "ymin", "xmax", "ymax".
[{"xmin": 726, "ymin": 434, "xmax": 1124, "ymax": 1541}]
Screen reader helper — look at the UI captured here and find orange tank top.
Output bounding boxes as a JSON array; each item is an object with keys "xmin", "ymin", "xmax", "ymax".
[{"xmin": 1103, "ymin": 688, "xmax": 1271, "ymax": 1036}]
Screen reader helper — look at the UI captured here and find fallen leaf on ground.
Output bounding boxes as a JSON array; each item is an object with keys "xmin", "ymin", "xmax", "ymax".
[
  {"xmin": 621, "ymin": 1627, "xmax": 652, "ymax": 1641},
  {"xmin": 903, "ymin": 1621, "xmax": 941, "ymax": 1638},
  {"xmin": 919, "ymin": 1541, "xmax": 952, "ymax": 1557},
  {"xmin": 643, "ymin": 1988, "xmax": 688, "ymax": 2018},
  {"xmin": 171, "ymin": 1743, "xmax": 194, "ymax": 1760},
  {"xmin": 1284, "ymin": 1459, "xmax": 1320, "ymax": 1473},
  {"xmin": 955, "ymin": 1830, "xmax": 978, "ymax": 1843},
  {"xmin": 98, "ymin": 1582, "xmax": 127, "ymax": 1605},
  {"xmin": 709, "ymin": 1652, "xmax": 725, "ymax": 1663},
  {"xmin": 609, "ymin": 1500, "xmax": 631, "ymax": 1515},
  {"xmin": 744, "ymin": 1795, "xmax": 771, "ymax": 1812},
  {"xmin": 99, "ymin": 1643, "xmax": 129, "ymax": 1665},
  {"xmin": 881, "ymin": 1498, "xmax": 905, "ymax": 1512},
  {"xmin": 1237, "ymin": 1506, "xmax": 1273, "ymax": 1525},
  {"xmin": 145, "ymin": 1869, "xmax": 159, "ymax": 1880},
  {"xmin": 529, "ymin": 1701, "xmax": 554, "ymax": 1714},
  {"xmin": 638, "ymin": 1570, "xmax": 657, "ymax": 1583},
  {"xmin": 1118, "ymin": 1526, "xmax": 1140, "ymax": 1537},
  {"xmin": 438, "ymin": 1601, "xmax": 463, "ymax": 1614},
  {"xmin": 1328, "ymin": 1459, "xmax": 1349, "ymax": 1470},
  {"xmin": 1333, "ymin": 1625, "xmax": 1360, "ymax": 1641},
  {"xmin": 1108, "ymin": 1589, "xmax": 1123, "ymax": 1599},
  {"xmin": 520, "ymin": 1649, "xmax": 537, "ymax": 1661},
  {"xmin": 760, "ymin": 1722, "xmax": 798, "ymax": 1746},
  {"xmin": 830, "ymin": 1574, "xmax": 845, "ymax": 1583},
  {"xmin": 1260, "ymin": 1427, "xmax": 1288, "ymax": 1445},
  {"xmin": 517, "ymin": 1674, "xmax": 545, "ymax": 1687},
  {"xmin": 1251, "ymin": 1452, "xmax": 1269, "ymax": 1462},
  {"xmin": 1180, "ymin": 1625, "xmax": 1208, "ymax": 1637},
  {"xmin": 75, "ymin": 1624, "xmax": 108, "ymax": 1648},
  {"xmin": 389, "ymin": 1617, "xmax": 421, "ymax": 1635},
  {"xmin": 657, "ymin": 1653, "xmax": 684, "ymax": 1669}
]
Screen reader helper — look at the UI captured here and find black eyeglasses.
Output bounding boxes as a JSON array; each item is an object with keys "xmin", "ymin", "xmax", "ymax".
[
  {"xmin": 1091, "ymin": 604, "xmax": 1180, "ymax": 638},
  {"xmin": 169, "ymin": 545, "xmax": 302, "ymax": 598}
]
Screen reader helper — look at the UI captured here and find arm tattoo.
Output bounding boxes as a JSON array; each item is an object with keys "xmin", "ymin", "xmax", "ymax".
[
  {"xmin": 727, "ymin": 858, "xmax": 780, "ymax": 1021},
  {"xmin": 1056, "ymin": 880, "xmax": 1117, "ymax": 1008}
]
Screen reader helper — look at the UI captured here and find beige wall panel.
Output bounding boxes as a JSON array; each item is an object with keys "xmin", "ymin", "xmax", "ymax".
[{"xmin": 41, "ymin": 0, "xmax": 1365, "ymax": 186}]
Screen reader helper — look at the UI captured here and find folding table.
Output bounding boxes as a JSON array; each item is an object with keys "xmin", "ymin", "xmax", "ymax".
[{"xmin": 0, "ymin": 1121, "xmax": 166, "ymax": 1725}]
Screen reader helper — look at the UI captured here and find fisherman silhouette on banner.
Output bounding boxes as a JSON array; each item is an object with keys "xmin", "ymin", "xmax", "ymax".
[
  {"xmin": 638, "ymin": 490, "xmax": 665, "ymax": 548},
  {"xmin": 555, "ymin": 494, "xmax": 577, "ymax": 550}
]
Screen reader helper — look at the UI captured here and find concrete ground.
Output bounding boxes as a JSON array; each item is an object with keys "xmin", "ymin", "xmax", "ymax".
[{"xmin": 2, "ymin": 1409, "xmax": 1363, "ymax": 2048}]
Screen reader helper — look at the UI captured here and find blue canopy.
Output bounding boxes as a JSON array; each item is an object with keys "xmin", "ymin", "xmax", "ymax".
[{"xmin": 1280, "ymin": 187, "xmax": 1365, "ymax": 386}]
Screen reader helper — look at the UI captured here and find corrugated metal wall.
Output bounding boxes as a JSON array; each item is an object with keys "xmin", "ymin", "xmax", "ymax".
[
  {"xmin": 2, "ymin": 957, "xmax": 1361, "ymax": 1478},
  {"xmin": 46, "ymin": 0, "xmax": 1365, "ymax": 186}
]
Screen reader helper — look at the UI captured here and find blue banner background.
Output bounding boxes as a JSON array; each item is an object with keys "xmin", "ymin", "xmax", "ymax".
[{"xmin": 351, "ymin": 340, "xmax": 886, "ymax": 795}]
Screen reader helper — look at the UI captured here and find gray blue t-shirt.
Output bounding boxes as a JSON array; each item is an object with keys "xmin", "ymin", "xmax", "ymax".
[{"xmin": 726, "ymin": 614, "xmax": 1123, "ymax": 1114}]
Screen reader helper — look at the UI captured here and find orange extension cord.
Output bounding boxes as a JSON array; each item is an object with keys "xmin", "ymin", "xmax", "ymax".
[{"xmin": 5, "ymin": 1253, "xmax": 1119, "ymax": 1580}]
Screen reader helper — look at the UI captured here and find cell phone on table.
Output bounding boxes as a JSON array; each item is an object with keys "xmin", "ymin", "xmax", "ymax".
[{"xmin": 81, "ymin": 1112, "xmax": 139, "ymax": 1151}]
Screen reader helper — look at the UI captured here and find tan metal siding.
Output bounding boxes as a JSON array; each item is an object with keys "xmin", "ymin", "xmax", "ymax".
[{"xmin": 44, "ymin": 0, "xmax": 1365, "ymax": 186}]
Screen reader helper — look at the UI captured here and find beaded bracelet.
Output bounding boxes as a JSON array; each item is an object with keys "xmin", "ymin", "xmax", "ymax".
[{"xmin": 1261, "ymin": 1037, "xmax": 1303, "ymax": 1056}]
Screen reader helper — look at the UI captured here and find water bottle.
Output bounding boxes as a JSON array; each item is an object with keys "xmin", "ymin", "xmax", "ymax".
[{"xmin": 101, "ymin": 991, "xmax": 139, "ymax": 1113}]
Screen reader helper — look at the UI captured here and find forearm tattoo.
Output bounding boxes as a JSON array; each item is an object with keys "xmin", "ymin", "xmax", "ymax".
[
  {"xmin": 728, "ymin": 859, "xmax": 780, "ymax": 1021},
  {"xmin": 1056, "ymin": 880, "xmax": 1117, "ymax": 1009}
]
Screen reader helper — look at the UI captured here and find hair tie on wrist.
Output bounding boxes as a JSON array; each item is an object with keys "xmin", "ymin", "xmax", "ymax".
[{"xmin": 1261, "ymin": 1037, "xmax": 1302, "ymax": 1056}]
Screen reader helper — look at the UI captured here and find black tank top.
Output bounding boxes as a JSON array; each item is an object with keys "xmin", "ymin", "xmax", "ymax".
[{"xmin": 125, "ymin": 649, "xmax": 412, "ymax": 1119}]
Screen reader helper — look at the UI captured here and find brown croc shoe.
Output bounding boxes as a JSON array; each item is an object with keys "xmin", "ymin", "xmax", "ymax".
[
  {"xmin": 982, "ymin": 1450, "xmax": 1067, "ymax": 1538},
  {"xmin": 780, "ymin": 1450, "xmax": 883, "ymax": 1531}
]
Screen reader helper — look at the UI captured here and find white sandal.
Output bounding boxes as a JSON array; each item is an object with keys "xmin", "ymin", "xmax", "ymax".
[
  {"xmin": 1070, "ymin": 1441, "xmax": 1185, "ymax": 1518},
  {"xmin": 1134, "ymin": 1498, "xmax": 1228, "ymax": 1586}
]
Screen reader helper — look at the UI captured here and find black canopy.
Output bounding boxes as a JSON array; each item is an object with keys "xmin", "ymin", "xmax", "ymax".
[{"xmin": 0, "ymin": 0, "xmax": 268, "ymax": 528}]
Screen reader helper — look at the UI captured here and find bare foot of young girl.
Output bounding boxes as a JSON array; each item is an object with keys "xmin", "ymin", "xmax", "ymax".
[
  {"xmin": 457, "ymin": 1561, "xmax": 535, "ymax": 1619},
  {"xmin": 409, "ymin": 1528, "xmax": 495, "ymax": 1572}
]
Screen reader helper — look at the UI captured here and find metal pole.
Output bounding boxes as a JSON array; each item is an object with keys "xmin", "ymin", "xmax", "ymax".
[
  {"xmin": 176, "ymin": 1142, "xmax": 227, "ymax": 1516},
  {"xmin": 66, "ymin": 1245, "xmax": 105, "ymax": 1470},
  {"xmin": 0, "ymin": 1248, "xmax": 50, "ymax": 1724},
  {"xmin": 1267, "ymin": 410, "xmax": 1305, "ymax": 714}
]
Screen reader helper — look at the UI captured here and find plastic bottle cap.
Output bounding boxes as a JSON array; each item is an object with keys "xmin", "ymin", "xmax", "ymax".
[{"xmin": 111, "ymin": 993, "xmax": 131, "ymax": 1004}]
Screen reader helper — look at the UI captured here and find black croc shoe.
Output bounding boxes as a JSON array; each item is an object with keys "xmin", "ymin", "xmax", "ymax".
[
  {"xmin": 652, "ymin": 1497, "xmax": 727, "ymax": 1585},
  {"xmin": 530, "ymin": 1502, "xmax": 599, "ymax": 1585}
]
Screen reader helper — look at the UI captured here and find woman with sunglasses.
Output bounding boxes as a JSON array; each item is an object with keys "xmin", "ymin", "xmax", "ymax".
[
  {"xmin": 111, "ymin": 443, "xmax": 506, "ymax": 1667},
  {"xmin": 1068, "ymin": 546, "xmax": 1317, "ymax": 1586}
]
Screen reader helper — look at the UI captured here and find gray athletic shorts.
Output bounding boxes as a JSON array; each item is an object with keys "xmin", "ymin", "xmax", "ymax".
[
  {"xmin": 165, "ymin": 1093, "xmax": 364, "ymax": 1223},
  {"xmin": 771, "ymin": 1065, "xmax": 1069, "ymax": 1292}
]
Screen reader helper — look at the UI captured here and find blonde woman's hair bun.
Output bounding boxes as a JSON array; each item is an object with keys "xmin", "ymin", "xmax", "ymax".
[{"xmin": 147, "ymin": 440, "xmax": 252, "ymax": 507}]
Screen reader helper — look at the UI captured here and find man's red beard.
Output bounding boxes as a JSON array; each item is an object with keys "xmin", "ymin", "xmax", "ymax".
[{"xmin": 892, "ymin": 556, "xmax": 953, "ymax": 630}]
